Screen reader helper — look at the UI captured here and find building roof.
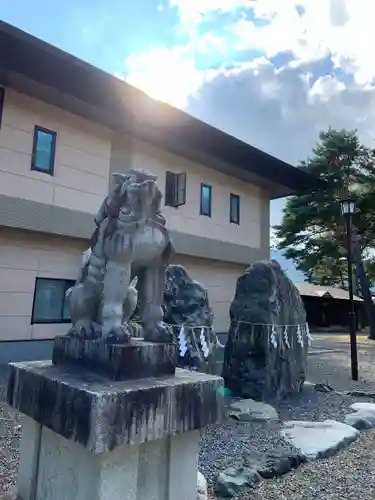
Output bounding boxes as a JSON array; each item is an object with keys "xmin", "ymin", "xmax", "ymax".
[
  {"xmin": 0, "ymin": 21, "xmax": 325, "ymax": 199},
  {"xmin": 295, "ymin": 283, "xmax": 363, "ymax": 302}
]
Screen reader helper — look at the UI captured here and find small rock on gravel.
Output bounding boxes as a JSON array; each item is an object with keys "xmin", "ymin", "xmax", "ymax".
[
  {"xmin": 215, "ymin": 448, "xmax": 306, "ymax": 498},
  {"xmin": 197, "ymin": 471, "xmax": 208, "ymax": 500},
  {"xmin": 345, "ymin": 402, "xmax": 375, "ymax": 430},
  {"xmin": 229, "ymin": 399, "xmax": 279, "ymax": 422}
]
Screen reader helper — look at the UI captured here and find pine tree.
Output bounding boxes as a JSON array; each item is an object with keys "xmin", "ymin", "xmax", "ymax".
[{"xmin": 274, "ymin": 128, "xmax": 375, "ymax": 287}]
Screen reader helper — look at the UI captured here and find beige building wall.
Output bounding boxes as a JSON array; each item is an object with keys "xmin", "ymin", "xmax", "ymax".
[
  {"xmin": 131, "ymin": 140, "xmax": 262, "ymax": 249},
  {"xmin": 0, "ymin": 90, "xmax": 111, "ymax": 214},
  {"xmin": 0, "ymin": 229, "xmax": 243, "ymax": 341},
  {"xmin": 0, "ymin": 89, "xmax": 267, "ymax": 342},
  {"xmin": 0, "ymin": 228, "xmax": 85, "ymax": 341},
  {"xmin": 0, "ymin": 90, "xmax": 265, "ymax": 254}
]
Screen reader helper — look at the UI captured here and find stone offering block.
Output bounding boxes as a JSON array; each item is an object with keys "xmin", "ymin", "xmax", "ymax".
[{"xmin": 52, "ymin": 335, "xmax": 178, "ymax": 381}]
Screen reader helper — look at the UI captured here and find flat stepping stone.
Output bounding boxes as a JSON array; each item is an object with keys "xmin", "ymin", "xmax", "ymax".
[
  {"xmin": 229, "ymin": 399, "xmax": 278, "ymax": 422},
  {"xmin": 345, "ymin": 402, "xmax": 375, "ymax": 430},
  {"xmin": 280, "ymin": 420, "xmax": 359, "ymax": 459}
]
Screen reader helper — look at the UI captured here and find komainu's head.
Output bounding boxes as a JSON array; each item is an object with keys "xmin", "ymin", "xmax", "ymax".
[{"xmin": 110, "ymin": 170, "xmax": 162, "ymax": 217}]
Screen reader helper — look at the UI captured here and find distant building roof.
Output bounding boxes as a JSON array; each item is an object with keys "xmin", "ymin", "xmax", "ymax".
[{"xmin": 295, "ymin": 283, "xmax": 363, "ymax": 302}]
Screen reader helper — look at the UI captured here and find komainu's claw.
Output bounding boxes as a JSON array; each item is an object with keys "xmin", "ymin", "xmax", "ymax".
[
  {"xmin": 66, "ymin": 320, "xmax": 102, "ymax": 339},
  {"xmin": 144, "ymin": 322, "xmax": 174, "ymax": 343},
  {"xmin": 105, "ymin": 325, "xmax": 132, "ymax": 344}
]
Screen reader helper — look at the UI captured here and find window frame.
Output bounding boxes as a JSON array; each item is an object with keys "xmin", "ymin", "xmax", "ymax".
[
  {"xmin": 31, "ymin": 277, "xmax": 75, "ymax": 325},
  {"xmin": 0, "ymin": 87, "xmax": 5, "ymax": 129},
  {"xmin": 230, "ymin": 193, "xmax": 241, "ymax": 225},
  {"xmin": 165, "ymin": 171, "xmax": 187, "ymax": 208},
  {"xmin": 200, "ymin": 183, "xmax": 212, "ymax": 217},
  {"xmin": 31, "ymin": 125, "xmax": 57, "ymax": 175}
]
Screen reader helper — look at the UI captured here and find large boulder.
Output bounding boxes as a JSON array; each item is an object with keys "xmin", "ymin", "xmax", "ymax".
[
  {"xmin": 164, "ymin": 265, "xmax": 216, "ymax": 372},
  {"xmin": 222, "ymin": 260, "xmax": 308, "ymax": 402}
]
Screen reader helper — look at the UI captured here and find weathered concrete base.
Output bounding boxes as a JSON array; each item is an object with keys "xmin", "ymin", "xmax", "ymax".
[
  {"xmin": 18, "ymin": 415, "xmax": 200, "ymax": 500},
  {"xmin": 7, "ymin": 361, "xmax": 223, "ymax": 453},
  {"xmin": 52, "ymin": 336, "xmax": 178, "ymax": 381},
  {"xmin": 8, "ymin": 361, "xmax": 223, "ymax": 499}
]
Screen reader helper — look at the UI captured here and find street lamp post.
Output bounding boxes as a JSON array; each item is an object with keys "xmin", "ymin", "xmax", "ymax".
[{"xmin": 340, "ymin": 195, "xmax": 359, "ymax": 381}]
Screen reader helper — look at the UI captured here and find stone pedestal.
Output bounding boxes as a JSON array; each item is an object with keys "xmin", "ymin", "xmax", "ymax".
[
  {"xmin": 52, "ymin": 335, "xmax": 178, "ymax": 380},
  {"xmin": 7, "ymin": 360, "xmax": 223, "ymax": 500}
]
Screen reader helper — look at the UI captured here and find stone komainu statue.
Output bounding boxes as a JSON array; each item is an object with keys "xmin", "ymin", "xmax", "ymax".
[{"xmin": 65, "ymin": 169, "xmax": 174, "ymax": 343}]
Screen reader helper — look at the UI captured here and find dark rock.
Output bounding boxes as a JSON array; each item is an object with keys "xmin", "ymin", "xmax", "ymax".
[
  {"xmin": 216, "ymin": 466, "xmax": 260, "ymax": 497},
  {"xmin": 52, "ymin": 336, "xmax": 177, "ymax": 381},
  {"xmin": 314, "ymin": 383, "xmax": 335, "ymax": 393},
  {"xmin": 254, "ymin": 449, "xmax": 306, "ymax": 479},
  {"xmin": 242, "ymin": 448, "xmax": 306, "ymax": 480},
  {"xmin": 347, "ymin": 391, "xmax": 375, "ymax": 399},
  {"xmin": 164, "ymin": 265, "xmax": 215, "ymax": 371},
  {"xmin": 222, "ymin": 260, "xmax": 308, "ymax": 402},
  {"xmin": 216, "ymin": 448, "xmax": 306, "ymax": 497},
  {"xmin": 164, "ymin": 265, "xmax": 214, "ymax": 328}
]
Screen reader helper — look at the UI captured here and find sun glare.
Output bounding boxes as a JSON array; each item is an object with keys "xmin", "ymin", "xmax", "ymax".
[{"xmin": 125, "ymin": 46, "xmax": 204, "ymax": 108}]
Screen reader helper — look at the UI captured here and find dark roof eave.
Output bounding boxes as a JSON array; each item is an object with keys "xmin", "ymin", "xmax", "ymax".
[{"xmin": 0, "ymin": 21, "xmax": 325, "ymax": 197}]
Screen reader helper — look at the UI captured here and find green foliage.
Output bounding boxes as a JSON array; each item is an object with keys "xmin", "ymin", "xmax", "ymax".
[{"xmin": 274, "ymin": 128, "xmax": 375, "ymax": 287}]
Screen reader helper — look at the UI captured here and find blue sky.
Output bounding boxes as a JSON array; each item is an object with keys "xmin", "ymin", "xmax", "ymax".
[
  {"xmin": 2, "ymin": 0, "xmax": 374, "ymax": 282},
  {"xmin": 1, "ymin": 0, "xmax": 178, "ymax": 73},
  {"xmin": 1, "ymin": 0, "xmax": 261, "ymax": 76}
]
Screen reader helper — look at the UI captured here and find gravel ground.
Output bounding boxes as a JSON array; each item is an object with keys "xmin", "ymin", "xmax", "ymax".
[
  {"xmin": 0, "ymin": 368, "xmax": 22, "ymax": 495},
  {"xmin": 211, "ymin": 429, "xmax": 375, "ymax": 500},
  {"xmin": 199, "ymin": 387, "xmax": 361, "ymax": 494},
  {"xmin": 1, "ymin": 334, "xmax": 375, "ymax": 498},
  {"xmin": 203, "ymin": 335, "xmax": 375, "ymax": 499}
]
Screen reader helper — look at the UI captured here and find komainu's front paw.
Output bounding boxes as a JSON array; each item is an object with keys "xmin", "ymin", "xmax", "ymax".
[
  {"xmin": 66, "ymin": 320, "xmax": 102, "ymax": 339},
  {"xmin": 144, "ymin": 322, "xmax": 174, "ymax": 343},
  {"xmin": 105, "ymin": 324, "xmax": 132, "ymax": 344}
]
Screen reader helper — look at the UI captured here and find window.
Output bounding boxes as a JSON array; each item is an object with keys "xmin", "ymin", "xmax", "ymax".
[
  {"xmin": 230, "ymin": 193, "xmax": 240, "ymax": 224},
  {"xmin": 31, "ymin": 126, "xmax": 57, "ymax": 175},
  {"xmin": 0, "ymin": 87, "xmax": 4, "ymax": 128},
  {"xmin": 32, "ymin": 278, "xmax": 75, "ymax": 324},
  {"xmin": 165, "ymin": 171, "xmax": 186, "ymax": 207},
  {"xmin": 200, "ymin": 183, "xmax": 212, "ymax": 217}
]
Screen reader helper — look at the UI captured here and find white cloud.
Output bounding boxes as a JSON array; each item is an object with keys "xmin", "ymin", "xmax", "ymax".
[
  {"xmin": 308, "ymin": 75, "xmax": 345, "ymax": 103},
  {"xmin": 187, "ymin": 57, "xmax": 375, "ymax": 166},
  {"xmin": 169, "ymin": 0, "xmax": 251, "ymax": 31},
  {"xmin": 126, "ymin": 0, "xmax": 375, "ymax": 108},
  {"xmin": 231, "ymin": 0, "xmax": 375, "ymax": 84},
  {"xmin": 124, "ymin": 0, "xmax": 375, "ymax": 228}
]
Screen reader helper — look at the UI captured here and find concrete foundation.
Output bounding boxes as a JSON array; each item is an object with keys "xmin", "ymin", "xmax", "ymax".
[
  {"xmin": 18, "ymin": 415, "xmax": 200, "ymax": 500},
  {"xmin": 7, "ymin": 360, "xmax": 223, "ymax": 500}
]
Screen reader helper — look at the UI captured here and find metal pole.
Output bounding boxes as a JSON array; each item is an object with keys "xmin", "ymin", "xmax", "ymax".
[{"xmin": 345, "ymin": 213, "xmax": 359, "ymax": 381}]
